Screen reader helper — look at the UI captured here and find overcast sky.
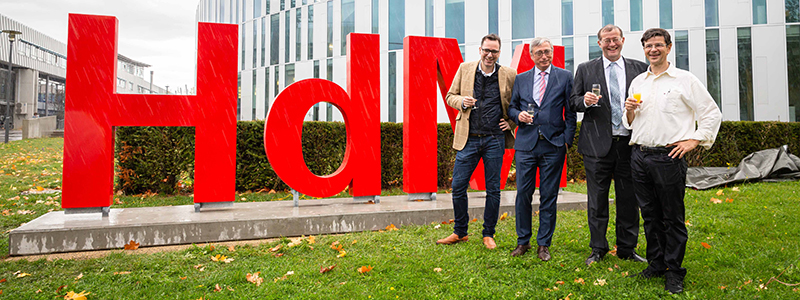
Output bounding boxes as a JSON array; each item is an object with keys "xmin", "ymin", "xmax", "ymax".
[{"xmin": 2, "ymin": 0, "xmax": 203, "ymax": 93}]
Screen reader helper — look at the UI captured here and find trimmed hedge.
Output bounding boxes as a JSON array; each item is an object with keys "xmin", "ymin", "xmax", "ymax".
[{"xmin": 114, "ymin": 121, "xmax": 800, "ymax": 195}]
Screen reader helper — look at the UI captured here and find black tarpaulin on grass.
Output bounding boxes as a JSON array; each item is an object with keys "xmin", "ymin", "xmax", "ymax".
[{"xmin": 686, "ymin": 145, "xmax": 800, "ymax": 190}]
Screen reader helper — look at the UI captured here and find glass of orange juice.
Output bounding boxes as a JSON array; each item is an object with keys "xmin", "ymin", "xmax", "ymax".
[{"xmin": 633, "ymin": 93, "xmax": 642, "ymax": 103}]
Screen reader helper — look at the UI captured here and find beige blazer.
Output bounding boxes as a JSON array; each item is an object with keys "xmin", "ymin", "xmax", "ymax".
[{"xmin": 445, "ymin": 61, "xmax": 517, "ymax": 151}]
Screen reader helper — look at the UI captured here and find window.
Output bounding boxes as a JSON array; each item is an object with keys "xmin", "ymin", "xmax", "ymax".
[
  {"xmin": 237, "ymin": 74, "xmax": 241, "ymax": 120},
  {"xmin": 787, "ymin": 0, "xmax": 800, "ymax": 23},
  {"xmin": 253, "ymin": 21, "xmax": 258, "ymax": 68},
  {"xmin": 242, "ymin": 23, "xmax": 246, "ymax": 69},
  {"xmin": 562, "ymin": 0, "xmax": 573, "ymax": 36},
  {"xmin": 285, "ymin": 63, "xmax": 295, "ymax": 87},
  {"xmin": 738, "ymin": 27, "xmax": 753, "ymax": 121},
  {"xmin": 314, "ymin": 60, "xmax": 320, "ymax": 78},
  {"xmin": 327, "ymin": 58, "xmax": 333, "ymax": 121},
  {"xmin": 706, "ymin": 29, "xmax": 721, "ymax": 108},
  {"xmin": 445, "ymin": 0, "xmax": 465, "ymax": 45},
  {"xmin": 252, "ymin": 71, "xmax": 257, "ymax": 120},
  {"xmin": 706, "ymin": 0, "xmax": 719, "ymax": 27},
  {"xmin": 389, "ymin": 0, "xmax": 404, "ymax": 50},
  {"xmin": 342, "ymin": 0, "xmax": 355, "ymax": 55},
  {"xmin": 602, "ymin": 0, "xmax": 614, "ymax": 25},
  {"xmin": 261, "ymin": 17, "xmax": 266, "ymax": 67},
  {"xmin": 271, "ymin": 14, "xmax": 280, "ymax": 65},
  {"xmin": 659, "ymin": 0, "xmax": 673, "ymax": 29},
  {"xmin": 388, "ymin": 52, "xmax": 397, "ymax": 123},
  {"xmin": 488, "ymin": 0, "xmax": 498, "ymax": 35},
  {"xmin": 512, "ymin": 0, "xmax": 534, "ymax": 40},
  {"xmin": 265, "ymin": 67, "xmax": 270, "ymax": 116},
  {"xmin": 254, "ymin": 0, "xmax": 261, "ymax": 18},
  {"xmin": 308, "ymin": 5, "xmax": 314, "ymax": 60},
  {"xmin": 589, "ymin": 36, "xmax": 601, "ymax": 60},
  {"xmin": 427, "ymin": 0, "xmax": 436, "ymax": 36},
  {"xmin": 236, "ymin": 0, "xmax": 240, "ymax": 23},
  {"xmin": 372, "ymin": 0, "xmax": 380, "ymax": 34},
  {"xmin": 281, "ymin": 0, "xmax": 285, "ymax": 10},
  {"xmin": 563, "ymin": 37, "xmax": 574, "ymax": 73},
  {"xmin": 297, "ymin": 8, "xmax": 302, "ymax": 61},
  {"xmin": 274, "ymin": 66, "xmax": 280, "ymax": 97},
  {"xmin": 787, "ymin": 25, "xmax": 800, "ymax": 121},
  {"xmin": 285, "ymin": 11, "xmax": 291, "ymax": 62},
  {"xmin": 327, "ymin": 1, "xmax": 334, "ymax": 56},
  {"xmin": 753, "ymin": 0, "xmax": 767, "ymax": 24},
  {"xmin": 675, "ymin": 30, "xmax": 689, "ymax": 71}
]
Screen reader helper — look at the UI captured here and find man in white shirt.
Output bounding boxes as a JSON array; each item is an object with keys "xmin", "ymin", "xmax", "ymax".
[{"xmin": 623, "ymin": 28, "xmax": 722, "ymax": 294}]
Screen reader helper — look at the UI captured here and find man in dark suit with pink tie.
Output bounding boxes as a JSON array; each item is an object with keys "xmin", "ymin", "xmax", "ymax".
[{"xmin": 508, "ymin": 37, "xmax": 577, "ymax": 261}]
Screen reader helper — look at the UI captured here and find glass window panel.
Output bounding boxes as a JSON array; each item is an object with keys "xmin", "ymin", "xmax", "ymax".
[
  {"xmin": 787, "ymin": 0, "xmax": 800, "ymax": 23},
  {"xmin": 241, "ymin": 24, "xmax": 246, "ymax": 69},
  {"xmin": 512, "ymin": 0, "xmax": 534, "ymax": 40},
  {"xmin": 738, "ymin": 27, "xmax": 754, "ymax": 121},
  {"xmin": 706, "ymin": 29, "xmax": 722, "ymax": 107},
  {"xmin": 297, "ymin": 8, "xmax": 302, "ymax": 61},
  {"xmin": 265, "ymin": 67, "xmax": 270, "ymax": 116},
  {"xmin": 271, "ymin": 14, "xmax": 280, "ymax": 65},
  {"xmin": 236, "ymin": 0, "xmax": 240, "ymax": 23},
  {"xmin": 274, "ymin": 66, "xmax": 280, "ymax": 96},
  {"xmin": 252, "ymin": 71, "xmax": 257, "ymax": 120},
  {"xmin": 285, "ymin": 11, "xmax": 291, "ymax": 62},
  {"xmin": 589, "ymin": 36, "xmax": 602, "ymax": 60},
  {"xmin": 237, "ymin": 74, "xmax": 241, "ymax": 120},
  {"xmin": 659, "ymin": 0, "xmax": 673, "ymax": 29},
  {"xmin": 254, "ymin": 0, "xmax": 261, "ymax": 18},
  {"xmin": 373, "ymin": 0, "xmax": 380, "ymax": 34},
  {"xmin": 314, "ymin": 59, "xmax": 320, "ymax": 78},
  {"xmin": 261, "ymin": 17, "xmax": 267, "ymax": 67},
  {"xmin": 253, "ymin": 21, "xmax": 258, "ymax": 68},
  {"xmin": 285, "ymin": 63, "xmax": 295, "ymax": 86},
  {"xmin": 308, "ymin": 5, "xmax": 314, "ymax": 60},
  {"xmin": 389, "ymin": 0, "xmax": 405, "ymax": 50},
  {"xmin": 342, "ymin": 0, "xmax": 355, "ymax": 55},
  {"xmin": 388, "ymin": 51, "xmax": 397, "ymax": 123},
  {"xmin": 489, "ymin": 0, "xmax": 498, "ymax": 35},
  {"xmin": 445, "ymin": 0, "xmax": 465, "ymax": 44},
  {"xmin": 281, "ymin": 0, "xmax": 285, "ymax": 10},
  {"xmin": 787, "ymin": 25, "xmax": 800, "ymax": 121},
  {"xmin": 427, "ymin": 0, "xmax": 436, "ymax": 36},
  {"xmin": 562, "ymin": 0, "xmax": 573, "ymax": 36},
  {"xmin": 753, "ymin": 0, "xmax": 767, "ymax": 24},
  {"xmin": 602, "ymin": 0, "xmax": 614, "ymax": 25},
  {"xmin": 563, "ymin": 37, "xmax": 574, "ymax": 73},
  {"xmin": 328, "ymin": 1, "xmax": 334, "ymax": 56},
  {"xmin": 705, "ymin": 0, "xmax": 719, "ymax": 27},
  {"xmin": 675, "ymin": 30, "xmax": 689, "ymax": 71}
]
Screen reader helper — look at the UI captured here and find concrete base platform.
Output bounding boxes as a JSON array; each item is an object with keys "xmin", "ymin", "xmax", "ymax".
[{"xmin": 9, "ymin": 190, "xmax": 588, "ymax": 256}]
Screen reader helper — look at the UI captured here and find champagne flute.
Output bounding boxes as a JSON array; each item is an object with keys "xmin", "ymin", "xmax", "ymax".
[
  {"xmin": 472, "ymin": 96, "xmax": 479, "ymax": 110},
  {"xmin": 526, "ymin": 103, "xmax": 535, "ymax": 125},
  {"xmin": 590, "ymin": 84, "xmax": 602, "ymax": 107}
]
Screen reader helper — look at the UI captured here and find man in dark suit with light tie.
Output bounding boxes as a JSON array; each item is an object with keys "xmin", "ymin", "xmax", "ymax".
[
  {"xmin": 508, "ymin": 37, "xmax": 577, "ymax": 261},
  {"xmin": 570, "ymin": 25, "xmax": 648, "ymax": 266}
]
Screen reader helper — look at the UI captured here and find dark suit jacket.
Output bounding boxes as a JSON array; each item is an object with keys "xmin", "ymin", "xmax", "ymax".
[
  {"xmin": 509, "ymin": 66, "xmax": 577, "ymax": 152},
  {"xmin": 569, "ymin": 57, "xmax": 648, "ymax": 157}
]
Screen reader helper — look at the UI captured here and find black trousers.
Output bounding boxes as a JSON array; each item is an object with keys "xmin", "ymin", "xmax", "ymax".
[
  {"xmin": 631, "ymin": 146, "xmax": 688, "ymax": 277},
  {"xmin": 583, "ymin": 136, "xmax": 640, "ymax": 255}
]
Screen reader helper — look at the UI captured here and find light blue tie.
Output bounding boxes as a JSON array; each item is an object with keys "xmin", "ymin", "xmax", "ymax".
[{"xmin": 609, "ymin": 62, "xmax": 622, "ymax": 127}]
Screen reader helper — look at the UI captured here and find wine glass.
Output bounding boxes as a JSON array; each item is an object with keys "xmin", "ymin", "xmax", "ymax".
[
  {"xmin": 526, "ymin": 103, "xmax": 535, "ymax": 125},
  {"xmin": 590, "ymin": 84, "xmax": 602, "ymax": 107}
]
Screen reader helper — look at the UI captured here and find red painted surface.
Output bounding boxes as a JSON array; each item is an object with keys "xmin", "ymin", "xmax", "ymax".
[
  {"xmin": 62, "ymin": 14, "xmax": 238, "ymax": 209},
  {"xmin": 264, "ymin": 33, "xmax": 380, "ymax": 198}
]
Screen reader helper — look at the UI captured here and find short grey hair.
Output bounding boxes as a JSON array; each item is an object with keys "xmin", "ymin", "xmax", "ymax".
[{"xmin": 529, "ymin": 37, "xmax": 553, "ymax": 54}]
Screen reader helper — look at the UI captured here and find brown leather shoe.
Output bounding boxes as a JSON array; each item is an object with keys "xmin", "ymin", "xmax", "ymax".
[
  {"xmin": 483, "ymin": 237, "xmax": 497, "ymax": 249},
  {"xmin": 537, "ymin": 246, "xmax": 551, "ymax": 261},
  {"xmin": 510, "ymin": 244, "xmax": 531, "ymax": 257},
  {"xmin": 436, "ymin": 233, "xmax": 468, "ymax": 245}
]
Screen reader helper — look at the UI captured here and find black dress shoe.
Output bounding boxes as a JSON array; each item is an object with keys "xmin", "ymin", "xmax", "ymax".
[
  {"xmin": 628, "ymin": 267, "xmax": 666, "ymax": 279},
  {"xmin": 584, "ymin": 249, "xmax": 606, "ymax": 265},
  {"xmin": 537, "ymin": 246, "xmax": 551, "ymax": 261},
  {"xmin": 511, "ymin": 244, "xmax": 531, "ymax": 257},
  {"xmin": 665, "ymin": 272, "xmax": 684, "ymax": 294},
  {"xmin": 618, "ymin": 251, "xmax": 647, "ymax": 263}
]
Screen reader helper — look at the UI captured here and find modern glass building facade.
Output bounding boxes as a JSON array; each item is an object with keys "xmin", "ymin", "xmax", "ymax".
[{"xmin": 197, "ymin": 0, "xmax": 800, "ymax": 123}]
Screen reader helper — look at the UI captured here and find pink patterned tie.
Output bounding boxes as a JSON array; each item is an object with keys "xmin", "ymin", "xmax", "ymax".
[{"xmin": 537, "ymin": 71, "xmax": 547, "ymax": 106}]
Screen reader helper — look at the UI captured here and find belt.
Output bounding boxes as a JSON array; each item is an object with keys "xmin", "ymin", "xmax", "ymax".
[
  {"xmin": 636, "ymin": 145, "xmax": 674, "ymax": 153},
  {"xmin": 469, "ymin": 133, "xmax": 501, "ymax": 137},
  {"xmin": 611, "ymin": 135, "xmax": 630, "ymax": 142}
]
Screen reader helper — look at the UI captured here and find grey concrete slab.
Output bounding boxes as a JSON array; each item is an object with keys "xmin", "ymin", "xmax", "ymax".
[{"xmin": 8, "ymin": 190, "xmax": 588, "ymax": 256}]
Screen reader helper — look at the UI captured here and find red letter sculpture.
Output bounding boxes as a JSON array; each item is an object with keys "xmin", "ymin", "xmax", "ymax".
[
  {"xmin": 62, "ymin": 14, "xmax": 238, "ymax": 212},
  {"xmin": 264, "ymin": 33, "xmax": 380, "ymax": 199}
]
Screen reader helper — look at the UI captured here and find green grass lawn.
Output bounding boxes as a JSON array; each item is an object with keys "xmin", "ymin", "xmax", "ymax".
[{"xmin": 1, "ymin": 138, "xmax": 799, "ymax": 299}]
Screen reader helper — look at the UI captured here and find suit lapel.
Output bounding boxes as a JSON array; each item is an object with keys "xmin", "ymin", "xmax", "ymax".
[{"xmin": 594, "ymin": 58, "xmax": 610, "ymax": 107}]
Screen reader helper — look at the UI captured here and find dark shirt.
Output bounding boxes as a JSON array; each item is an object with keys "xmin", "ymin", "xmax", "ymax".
[{"xmin": 469, "ymin": 65, "xmax": 503, "ymax": 136}]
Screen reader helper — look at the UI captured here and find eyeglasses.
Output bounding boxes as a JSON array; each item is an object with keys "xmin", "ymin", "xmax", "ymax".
[
  {"xmin": 481, "ymin": 48, "xmax": 500, "ymax": 55},
  {"xmin": 601, "ymin": 37, "xmax": 622, "ymax": 45},
  {"xmin": 644, "ymin": 43, "xmax": 667, "ymax": 49},
  {"xmin": 533, "ymin": 49, "xmax": 552, "ymax": 57}
]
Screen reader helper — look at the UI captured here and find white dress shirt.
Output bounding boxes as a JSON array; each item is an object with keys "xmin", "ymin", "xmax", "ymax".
[
  {"xmin": 533, "ymin": 65, "xmax": 551, "ymax": 106},
  {"xmin": 623, "ymin": 63, "xmax": 722, "ymax": 149}
]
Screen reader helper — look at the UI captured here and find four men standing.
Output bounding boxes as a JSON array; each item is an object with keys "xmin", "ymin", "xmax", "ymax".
[
  {"xmin": 570, "ymin": 25, "xmax": 648, "ymax": 266},
  {"xmin": 438, "ymin": 26, "xmax": 721, "ymax": 295}
]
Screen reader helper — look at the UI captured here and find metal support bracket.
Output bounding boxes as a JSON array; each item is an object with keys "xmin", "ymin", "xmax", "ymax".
[
  {"xmin": 292, "ymin": 189, "xmax": 300, "ymax": 207},
  {"xmin": 193, "ymin": 201, "xmax": 234, "ymax": 212},
  {"xmin": 407, "ymin": 192, "xmax": 437, "ymax": 201},
  {"xmin": 353, "ymin": 195, "xmax": 380, "ymax": 204},
  {"xmin": 65, "ymin": 206, "xmax": 110, "ymax": 217}
]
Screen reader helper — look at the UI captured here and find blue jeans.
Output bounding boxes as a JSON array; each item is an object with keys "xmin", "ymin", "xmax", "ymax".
[
  {"xmin": 451, "ymin": 135, "xmax": 505, "ymax": 238},
  {"xmin": 515, "ymin": 141, "xmax": 566, "ymax": 246}
]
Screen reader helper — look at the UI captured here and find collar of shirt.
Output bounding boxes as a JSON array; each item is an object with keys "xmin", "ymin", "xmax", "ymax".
[
  {"xmin": 602, "ymin": 56, "xmax": 626, "ymax": 72},
  {"xmin": 535, "ymin": 64, "xmax": 552, "ymax": 75},
  {"xmin": 645, "ymin": 62, "xmax": 677, "ymax": 79},
  {"xmin": 477, "ymin": 62, "xmax": 497, "ymax": 77}
]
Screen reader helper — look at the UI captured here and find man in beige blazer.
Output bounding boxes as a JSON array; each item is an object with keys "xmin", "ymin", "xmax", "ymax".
[{"xmin": 437, "ymin": 33, "xmax": 517, "ymax": 249}]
